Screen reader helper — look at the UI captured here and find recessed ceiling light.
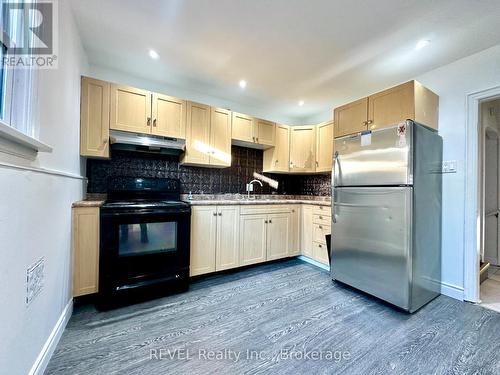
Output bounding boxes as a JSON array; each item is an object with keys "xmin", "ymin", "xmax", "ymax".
[
  {"xmin": 298, "ymin": 100, "xmax": 305, "ymax": 106},
  {"xmin": 415, "ymin": 40, "xmax": 430, "ymax": 50},
  {"xmin": 149, "ymin": 49, "xmax": 159, "ymax": 60},
  {"xmin": 239, "ymin": 80, "xmax": 247, "ymax": 89}
]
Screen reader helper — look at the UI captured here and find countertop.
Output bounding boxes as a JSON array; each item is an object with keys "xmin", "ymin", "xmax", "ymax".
[
  {"xmin": 182, "ymin": 194, "xmax": 331, "ymax": 207},
  {"xmin": 72, "ymin": 194, "xmax": 106, "ymax": 208},
  {"xmin": 72, "ymin": 194, "xmax": 331, "ymax": 208}
]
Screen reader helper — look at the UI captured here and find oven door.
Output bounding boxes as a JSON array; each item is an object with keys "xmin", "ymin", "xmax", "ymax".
[{"xmin": 100, "ymin": 207, "xmax": 190, "ymax": 296}]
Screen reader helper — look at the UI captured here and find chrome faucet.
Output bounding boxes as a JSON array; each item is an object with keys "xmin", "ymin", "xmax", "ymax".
[{"xmin": 246, "ymin": 179, "xmax": 263, "ymax": 199}]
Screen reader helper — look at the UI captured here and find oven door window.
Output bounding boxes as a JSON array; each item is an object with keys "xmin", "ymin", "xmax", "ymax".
[{"xmin": 118, "ymin": 222, "xmax": 177, "ymax": 257}]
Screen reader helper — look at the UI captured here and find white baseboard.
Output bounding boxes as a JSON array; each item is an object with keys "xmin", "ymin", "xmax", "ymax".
[
  {"xmin": 440, "ymin": 281, "xmax": 464, "ymax": 301},
  {"xmin": 298, "ymin": 255, "xmax": 330, "ymax": 271},
  {"xmin": 29, "ymin": 299, "xmax": 73, "ymax": 375}
]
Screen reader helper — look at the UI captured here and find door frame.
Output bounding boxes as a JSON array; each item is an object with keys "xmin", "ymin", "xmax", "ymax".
[{"xmin": 464, "ymin": 85, "xmax": 500, "ymax": 303}]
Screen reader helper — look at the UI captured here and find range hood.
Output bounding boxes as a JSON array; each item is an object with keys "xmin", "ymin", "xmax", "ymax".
[{"xmin": 109, "ymin": 130, "xmax": 185, "ymax": 155}]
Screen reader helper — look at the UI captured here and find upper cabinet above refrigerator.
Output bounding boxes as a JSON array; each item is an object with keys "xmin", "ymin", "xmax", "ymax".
[{"xmin": 333, "ymin": 80, "xmax": 439, "ymax": 138}]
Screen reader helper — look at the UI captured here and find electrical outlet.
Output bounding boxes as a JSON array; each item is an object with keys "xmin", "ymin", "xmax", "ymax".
[
  {"xmin": 442, "ymin": 160, "xmax": 457, "ymax": 174},
  {"xmin": 26, "ymin": 258, "xmax": 44, "ymax": 305}
]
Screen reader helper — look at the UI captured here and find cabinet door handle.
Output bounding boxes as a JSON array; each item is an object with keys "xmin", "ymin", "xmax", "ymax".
[
  {"xmin": 218, "ymin": 212, "xmax": 222, "ymax": 216},
  {"xmin": 147, "ymin": 117, "xmax": 151, "ymax": 126},
  {"xmin": 362, "ymin": 120, "xmax": 367, "ymax": 126},
  {"xmin": 213, "ymin": 212, "xmax": 217, "ymax": 216},
  {"xmin": 265, "ymin": 220, "xmax": 268, "ymax": 224},
  {"xmin": 319, "ymin": 225, "xmax": 323, "ymax": 229},
  {"xmin": 256, "ymin": 137, "xmax": 259, "ymax": 142},
  {"xmin": 367, "ymin": 120, "xmax": 373, "ymax": 125},
  {"xmin": 319, "ymin": 216, "xmax": 323, "ymax": 220},
  {"xmin": 269, "ymin": 219, "xmax": 272, "ymax": 224},
  {"xmin": 319, "ymin": 244, "xmax": 323, "ymax": 248},
  {"xmin": 153, "ymin": 118, "xmax": 157, "ymax": 127},
  {"xmin": 252, "ymin": 136, "xmax": 256, "ymax": 142}
]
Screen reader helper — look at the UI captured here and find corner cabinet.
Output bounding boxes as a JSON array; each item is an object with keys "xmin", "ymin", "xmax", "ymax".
[
  {"xmin": 80, "ymin": 77, "xmax": 110, "ymax": 158},
  {"xmin": 333, "ymin": 80, "xmax": 438, "ymax": 138},
  {"xmin": 290, "ymin": 126, "xmax": 316, "ymax": 173},
  {"xmin": 315, "ymin": 120, "xmax": 334, "ymax": 172},
  {"xmin": 190, "ymin": 205, "xmax": 240, "ymax": 276},
  {"xmin": 72, "ymin": 206, "xmax": 100, "ymax": 296},
  {"xmin": 181, "ymin": 103, "xmax": 232, "ymax": 167},
  {"xmin": 263, "ymin": 124, "xmax": 290, "ymax": 173}
]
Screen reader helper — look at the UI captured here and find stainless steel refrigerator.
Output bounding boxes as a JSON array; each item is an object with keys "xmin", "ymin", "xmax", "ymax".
[{"xmin": 331, "ymin": 120, "xmax": 442, "ymax": 312}]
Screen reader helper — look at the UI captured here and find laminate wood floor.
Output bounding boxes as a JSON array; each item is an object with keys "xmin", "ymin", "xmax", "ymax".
[{"xmin": 45, "ymin": 259, "xmax": 500, "ymax": 375}]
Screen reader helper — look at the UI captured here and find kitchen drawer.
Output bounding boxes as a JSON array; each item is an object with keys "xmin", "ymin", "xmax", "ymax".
[
  {"xmin": 313, "ymin": 241, "xmax": 330, "ymax": 265},
  {"xmin": 313, "ymin": 205, "xmax": 331, "ymax": 216},
  {"xmin": 313, "ymin": 222, "xmax": 330, "ymax": 244},
  {"xmin": 240, "ymin": 204, "xmax": 296, "ymax": 215},
  {"xmin": 313, "ymin": 213, "xmax": 331, "ymax": 225}
]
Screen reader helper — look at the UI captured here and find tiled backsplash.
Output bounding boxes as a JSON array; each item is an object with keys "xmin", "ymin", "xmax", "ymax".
[{"xmin": 86, "ymin": 146, "xmax": 331, "ymax": 196}]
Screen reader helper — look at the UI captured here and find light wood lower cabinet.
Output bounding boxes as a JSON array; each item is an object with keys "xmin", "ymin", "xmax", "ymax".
[
  {"xmin": 239, "ymin": 214, "xmax": 268, "ymax": 266},
  {"xmin": 301, "ymin": 204, "xmax": 331, "ymax": 266},
  {"xmin": 72, "ymin": 207, "xmax": 100, "ymax": 297},
  {"xmin": 190, "ymin": 206, "xmax": 217, "ymax": 276},
  {"xmin": 301, "ymin": 205, "xmax": 314, "ymax": 258},
  {"xmin": 190, "ymin": 205, "xmax": 240, "ymax": 276},
  {"xmin": 266, "ymin": 213, "xmax": 291, "ymax": 261},
  {"xmin": 215, "ymin": 205, "xmax": 240, "ymax": 271}
]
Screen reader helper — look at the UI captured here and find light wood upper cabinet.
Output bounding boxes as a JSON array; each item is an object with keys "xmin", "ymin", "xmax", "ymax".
[
  {"xmin": 72, "ymin": 207, "xmax": 100, "ymax": 297},
  {"xmin": 209, "ymin": 107, "xmax": 232, "ymax": 167},
  {"xmin": 80, "ymin": 77, "xmax": 110, "ymax": 158},
  {"xmin": 181, "ymin": 101, "xmax": 211, "ymax": 166},
  {"xmin": 263, "ymin": 124, "xmax": 289, "ymax": 173},
  {"xmin": 368, "ymin": 81, "xmax": 414, "ymax": 132},
  {"xmin": 333, "ymin": 80, "xmax": 438, "ymax": 138},
  {"xmin": 239, "ymin": 214, "xmax": 268, "ymax": 266},
  {"xmin": 110, "ymin": 84, "xmax": 152, "ymax": 134},
  {"xmin": 232, "ymin": 112, "xmax": 275, "ymax": 148},
  {"xmin": 316, "ymin": 120, "xmax": 334, "ymax": 172},
  {"xmin": 190, "ymin": 206, "xmax": 217, "ymax": 276},
  {"xmin": 215, "ymin": 205, "xmax": 240, "ymax": 271},
  {"xmin": 290, "ymin": 126, "xmax": 316, "ymax": 173},
  {"xmin": 152, "ymin": 93, "xmax": 186, "ymax": 138},
  {"xmin": 255, "ymin": 118, "xmax": 276, "ymax": 146},
  {"xmin": 232, "ymin": 112, "xmax": 255, "ymax": 143},
  {"xmin": 334, "ymin": 98, "xmax": 369, "ymax": 138},
  {"xmin": 267, "ymin": 213, "xmax": 290, "ymax": 260}
]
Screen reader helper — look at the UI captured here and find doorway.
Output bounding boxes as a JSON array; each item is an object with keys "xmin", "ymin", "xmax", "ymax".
[{"xmin": 480, "ymin": 99, "xmax": 500, "ymax": 312}]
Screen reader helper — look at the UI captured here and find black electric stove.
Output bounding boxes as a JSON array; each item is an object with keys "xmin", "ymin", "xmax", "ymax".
[{"xmin": 99, "ymin": 177, "xmax": 191, "ymax": 308}]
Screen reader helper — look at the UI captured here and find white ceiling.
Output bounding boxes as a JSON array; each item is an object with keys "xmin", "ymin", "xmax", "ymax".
[{"xmin": 70, "ymin": 0, "xmax": 500, "ymax": 123}]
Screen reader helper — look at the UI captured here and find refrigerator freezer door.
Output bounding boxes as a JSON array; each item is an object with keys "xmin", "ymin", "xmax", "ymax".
[
  {"xmin": 331, "ymin": 187, "xmax": 412, "ymax": 310},
  {"xmin": 333, "ymin": 124, "xmax": 412, "ymax": 186}
]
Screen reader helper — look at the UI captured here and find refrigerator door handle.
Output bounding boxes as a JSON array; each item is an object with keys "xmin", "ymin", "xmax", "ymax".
[{"xmin": 332, "ymin": 151, "xmax": 340, "ymax": 223}]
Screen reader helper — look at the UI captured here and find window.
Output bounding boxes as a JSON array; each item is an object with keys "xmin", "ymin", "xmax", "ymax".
[{"xmin": 0, "ymin": 1, "xmax": 37, "ymax": 138}]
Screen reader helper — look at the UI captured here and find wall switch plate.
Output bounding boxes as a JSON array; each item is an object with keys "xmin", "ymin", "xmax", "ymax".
[
  {"xmin": 26, "ymin": 258, "xmax": 44, "ymax": 305},
  {"xmin": 442, "ymin": 160, "xmax": 457, "ymax": 173}
]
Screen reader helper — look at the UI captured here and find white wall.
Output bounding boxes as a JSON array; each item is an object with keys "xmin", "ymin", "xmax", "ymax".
[
  {"xmin": 415, "ymin": 44, "xmax": 500, "ymax": 299},
  {"xmin": 0, "ymin": 1, "xmax": 88, "ymax": 374}
]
